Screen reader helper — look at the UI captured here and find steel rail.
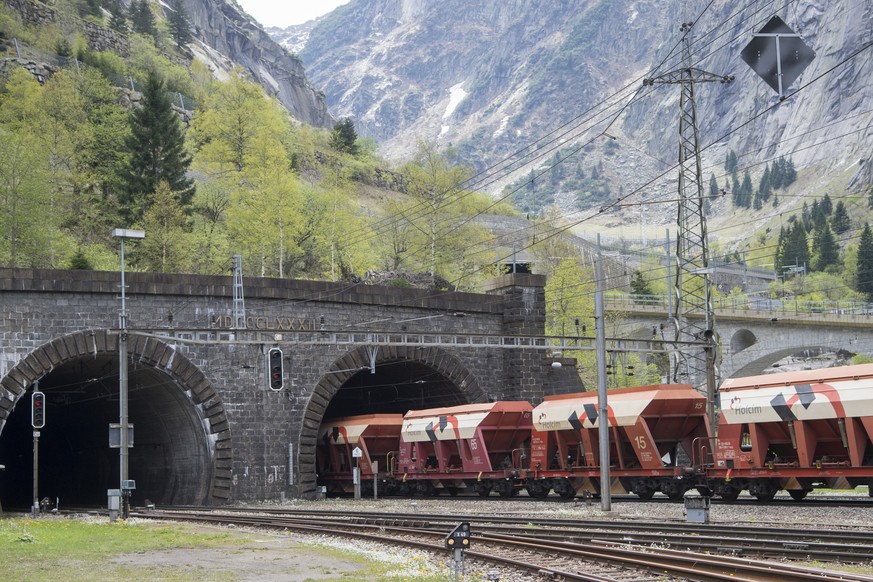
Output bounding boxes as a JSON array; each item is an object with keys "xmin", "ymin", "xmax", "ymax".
[{"xmin": 135, "ymin": 509, "xmax": 873, "ymax": 582}]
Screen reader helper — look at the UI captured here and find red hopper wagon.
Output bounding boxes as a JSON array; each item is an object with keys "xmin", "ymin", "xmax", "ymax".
[
  {"xmin": 396, "ymin": 401, "xmax": 533, "ymax": 497},
  {"xmin": 317, "ymin": 414, "xmax": 403, "ymax": 495},
  {"xmin": 530, "ymin": 384, "xmax": 711, "ymax": 499},
  {"xmin": 708, "ymin": 363, "xmax": 873, "ymax": 501}
]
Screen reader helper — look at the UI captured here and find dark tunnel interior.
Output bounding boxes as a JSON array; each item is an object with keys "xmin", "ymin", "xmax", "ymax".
[
  {"xmin": 0, "ymin": 356, "xmax": 211, "ymax": 510},
  {"xmin": 323, "ymin": 359, "xmax": 469, "ymax": 421}
]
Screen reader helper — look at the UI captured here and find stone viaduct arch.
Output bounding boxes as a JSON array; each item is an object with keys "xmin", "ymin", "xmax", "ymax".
[
  {"xmin": 617, "ymin": 307, "xmax": 873, "ymax": 380},
  {"xmin": 0, "ymin": 329, "xmax": 230, "ymax": 505}
]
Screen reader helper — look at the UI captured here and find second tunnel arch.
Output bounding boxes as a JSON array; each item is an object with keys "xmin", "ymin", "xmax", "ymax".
[{"xmin": 296, "ymin": 344, "xmax": 485, "ymax": 498}]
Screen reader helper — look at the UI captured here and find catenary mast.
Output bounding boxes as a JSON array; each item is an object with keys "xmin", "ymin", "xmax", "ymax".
[{"xmin": 643, "ymin": 22, "xmax": 733, "ymax": 429}]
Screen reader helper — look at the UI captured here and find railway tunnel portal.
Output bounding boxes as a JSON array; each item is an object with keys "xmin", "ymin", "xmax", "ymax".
[{"xmin": 0, "ymin": 269, "xmax": 579, "ymax": 505}]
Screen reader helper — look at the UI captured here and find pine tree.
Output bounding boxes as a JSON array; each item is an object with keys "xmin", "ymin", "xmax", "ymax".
[
  {"xmin": 167, "ymin": 0, "xmax": 193, "ymax": 49},
  {"xmin": 80, "ymin": 0, "xmax": 102, "ymax": 18},
  {"xmin": 811, "ymin": 221, "xmax": 839, "ymax": 272},
  {"xmin": 783, "ymin": 221, "xmax": 810, "ymax": 272},
  {"xmin": 329, "ymin": 117, "xmax": 359, "ymax": 156},
  {"xmin": 831, "ymin": 200, "xmax": 850, "ymax": 234},
  {"xmin": 130, "ymin": 0, "xmax": 157, "ymax": 38},
  {"xmin": 630, "ymin": 269, "xmax": 653, "ymax": 301},
  {"xmin": 109, "ymin": 1, "xmax": 128, "ymax": 33},
  {"xmin": 770, "ymin": 157, "xmax": 784, "ymax": 189},
  {"xmin": 857, "ymin": 223, "xmax": 873, "ymax": 299},
  {"xmin": 725, "ymin": 149, "xmax": 738, "ymax": 173},
  {"xmin": 120, "ymin": 71, "xmax": 194, "ymax": 223},
  {"xmin": 734, "ymin": 169, "xmax": 753, "ymax": 208},
  {"xmin": 783, "ymin": 156, "xmax": 797, "ymax": 186},
  {"xmin": 708, "ymin": 173, "xmax": 718, "ymax": 198},
  {"xmin": 820, "ymin": 193, "xmax": 833, "ymax": 215},
  {"xmin": 731, "ymin": 170, "xmax": 741, "ymax": 206},
  {"xmin": 758, "ymin": 164, "xmax": 771, "ymax": 201},
  {"xmin": 774, "ymin": 225, "xmax": 788, "ymax": 273}
]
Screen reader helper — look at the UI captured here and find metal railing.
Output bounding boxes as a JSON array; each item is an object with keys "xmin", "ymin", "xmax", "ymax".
[{"xmin": 605, "ymin": 293, "xmax": 873, "ymax": 316}]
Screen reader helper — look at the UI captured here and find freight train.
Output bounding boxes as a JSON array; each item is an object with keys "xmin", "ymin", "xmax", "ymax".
[{"xmin": 316, "ymin": 363, "xmax": 873, "ymax": 501}]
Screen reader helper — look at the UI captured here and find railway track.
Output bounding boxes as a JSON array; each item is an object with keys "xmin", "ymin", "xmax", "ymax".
[{"xmin": 134, "ymin": 507, "xmax": 873, "ymax": 581}]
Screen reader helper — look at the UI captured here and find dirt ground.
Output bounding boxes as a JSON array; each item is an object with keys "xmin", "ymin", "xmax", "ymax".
[{"xmin": 112, "ymin": 524, "xmax": 371, "ymax": 581}]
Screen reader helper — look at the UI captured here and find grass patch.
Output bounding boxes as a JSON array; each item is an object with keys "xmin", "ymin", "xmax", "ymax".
[
  {"xmin": 0, "ymin": 516, "xmax": 238, "ymax": 581},
  {"xmin": 0, "ymin": 515, "xmax": 469, "ymax": 581}
]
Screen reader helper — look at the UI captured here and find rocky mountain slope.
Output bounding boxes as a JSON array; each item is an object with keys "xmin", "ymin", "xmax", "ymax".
[
  {"xmin": 287, "ymin": 0, "xmax": 870, "ymax": 238},
  {"xmin": 182, "ymin": 0, "xmax": 332, "ymax": 127}
]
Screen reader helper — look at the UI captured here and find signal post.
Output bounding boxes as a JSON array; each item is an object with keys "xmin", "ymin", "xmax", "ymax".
[{"xmin": 31, "ymin": 387, "xmax": 45, "ymax": 516}]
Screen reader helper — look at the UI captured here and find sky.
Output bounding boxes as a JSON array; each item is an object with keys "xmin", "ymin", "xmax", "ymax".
[{"xmin": 236, "ymin": 0, "xmax": 351, "ymax": 28}]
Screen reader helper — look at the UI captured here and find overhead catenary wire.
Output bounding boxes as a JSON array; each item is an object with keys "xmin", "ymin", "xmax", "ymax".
[{"xmin": 199, "ymin": 0, "xmax": 872, "ymax": 336}]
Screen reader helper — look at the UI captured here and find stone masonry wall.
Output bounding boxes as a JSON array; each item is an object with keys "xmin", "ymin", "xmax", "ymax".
[{"xmin": 0, "ymin": 268, "xmax": 561, "ymax": 501}]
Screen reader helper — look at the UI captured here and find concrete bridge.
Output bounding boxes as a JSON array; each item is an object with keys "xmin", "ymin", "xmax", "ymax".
[
  {"xmin": 0, "ymin": 268, "xmax": 581, "ymax": 507},
  {"xmin": 606, "ymin": 295, "xmax": 873, "ymax": 378}
]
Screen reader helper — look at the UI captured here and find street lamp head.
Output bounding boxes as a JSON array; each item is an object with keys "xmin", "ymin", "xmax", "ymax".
[{"xmin": 111, "ymin": 228, "xmax": 145, "ymax": 239}]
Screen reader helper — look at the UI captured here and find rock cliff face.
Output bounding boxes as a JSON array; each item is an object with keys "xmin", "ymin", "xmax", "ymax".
[
  {"xmin": 181, "ymin": 0, "xmax": 332, "ymax": 128},
  {"xmin": 296, "ymin": 0, "xmax": 871, "ymax": 199}
]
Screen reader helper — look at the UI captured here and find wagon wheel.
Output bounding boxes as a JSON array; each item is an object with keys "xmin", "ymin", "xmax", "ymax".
[
  {"xmin": 666, "ymin": 488, "xmax": 686, "ymax": 501},
  {"xmin": 525, "ymin": 481, "xmax": 550, "ymax": 498},
  {"xmin": 788, "ymin": 489, "xmax": 810, "ymax": 501},
  {"xmin": 754, "ymin": 489, "xmax": 778, "ymax": 502},
  {"xmin": 635, "ymin": 488, "xmax": 656, "ymax": 501},
  {"xmin": 718, "ymin": 487, "xmax": 741, "ymax": 503},
  {"xmin": 494, "ymin": 480, "xmax": 517, "ymax": 498},
  {"xmin": 558, "ymin": 486, "xmax": 577, "ymax": 500}
]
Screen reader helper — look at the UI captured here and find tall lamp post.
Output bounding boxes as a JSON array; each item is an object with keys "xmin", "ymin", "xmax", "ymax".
[{"xmin": 111, "ymin": 228, "xmax": 144, "ymax": 518}]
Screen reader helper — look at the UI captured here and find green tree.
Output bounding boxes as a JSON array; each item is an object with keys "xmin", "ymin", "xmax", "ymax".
[
  {"xmin": 141, "ymin": 180, "xmax": 190, "ymax": 272},
  {"xmin": 630, "ymin": 269, "xmax": 653, "ymax": 300},
  {"xmin": 40, "ymin": 68, "xmax": 130, "ymax": 245},
  {"xmin": 399, "ymin": 142, "xmax": 491, "ymax": 289},
  {"xmin": 777, "ymin": 220, "xmax": 810, "ymax": 273},
  {"xmin": 857, "ymin": 223, "xmax": 873, "ymax": 299},
  {"xmin": 0, "ymin": 128, "xmax": 52, "ymax": 267},
  {"xmin": 121, "ymin": 71, "xmax": 194, "ymax": 223},
  {"xmin": 329, "ymin": 117, "xmax": 359, "ymax": 156},
  {"xmin": 811, "ymin": 221, "xmax": 839, "ymax": 272},
  {"xmin": 758, "ymin": 163, "xmax": 771, "ymax": 201},
  {"xmin": 545, "ymin": 258, "xmax": 596, "ymax": 386},
  {"xmin": 69, "ymin": 248, "xmax": 93, "ymax": 269},
  {"xmin": 79, "ymin": 0, "xmax": 102, "ymax": 18},
  {"xmin": 724, "ymin": 150, "xmax": 738, "ymax": 173},
  {"xmin": 708, "ymin": 173, "xmax": 718, "ymax": 198},
  {"xmin": 831, "ymin": 200, "xmax": 850, "ymax": 234},
  {"xmin": 820, "ymin": 193, "xmax": 833, "ymax": 215},
  {"xmin": 130, "ymin": 0, "xmax": 157, "ymax": 38},
  {"xmin": 109, "ymin": 1, "xmax": 129, "ymax": 32},
  {"xmin": 192, "ymin": 72, "xmax": 269, "ymax": 173},
  {"xmin": 167, "ymin": 0, "xmax": 193, "ymax": 49}
]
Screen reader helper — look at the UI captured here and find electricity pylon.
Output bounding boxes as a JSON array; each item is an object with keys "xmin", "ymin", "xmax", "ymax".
[{"xmin": 643, "ymin": 22, "xmax": 733, "ymax": 429}]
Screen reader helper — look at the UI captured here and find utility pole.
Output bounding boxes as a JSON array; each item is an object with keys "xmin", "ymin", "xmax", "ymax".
[
  {"xmin": 644, "ymin": 22, "xmax": 732, "ymax": 428},
  {"xmin": 594, "ymin": 234, "xmax": 610, "ymax": 511}
]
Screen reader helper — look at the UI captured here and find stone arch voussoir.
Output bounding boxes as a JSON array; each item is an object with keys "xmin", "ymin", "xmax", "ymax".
[
  {"xmin": 297, "ymin": 345, "xmax": 483, "ymax": 498},
  {"xmin": 0, "ymin": 329, "xmax": 231, "ymax": 503}
]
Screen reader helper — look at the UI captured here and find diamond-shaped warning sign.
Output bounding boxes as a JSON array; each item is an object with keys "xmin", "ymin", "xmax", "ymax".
[{"xmin": 741, "ymin": 16, "xmax": 815, "ymax": 95}]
